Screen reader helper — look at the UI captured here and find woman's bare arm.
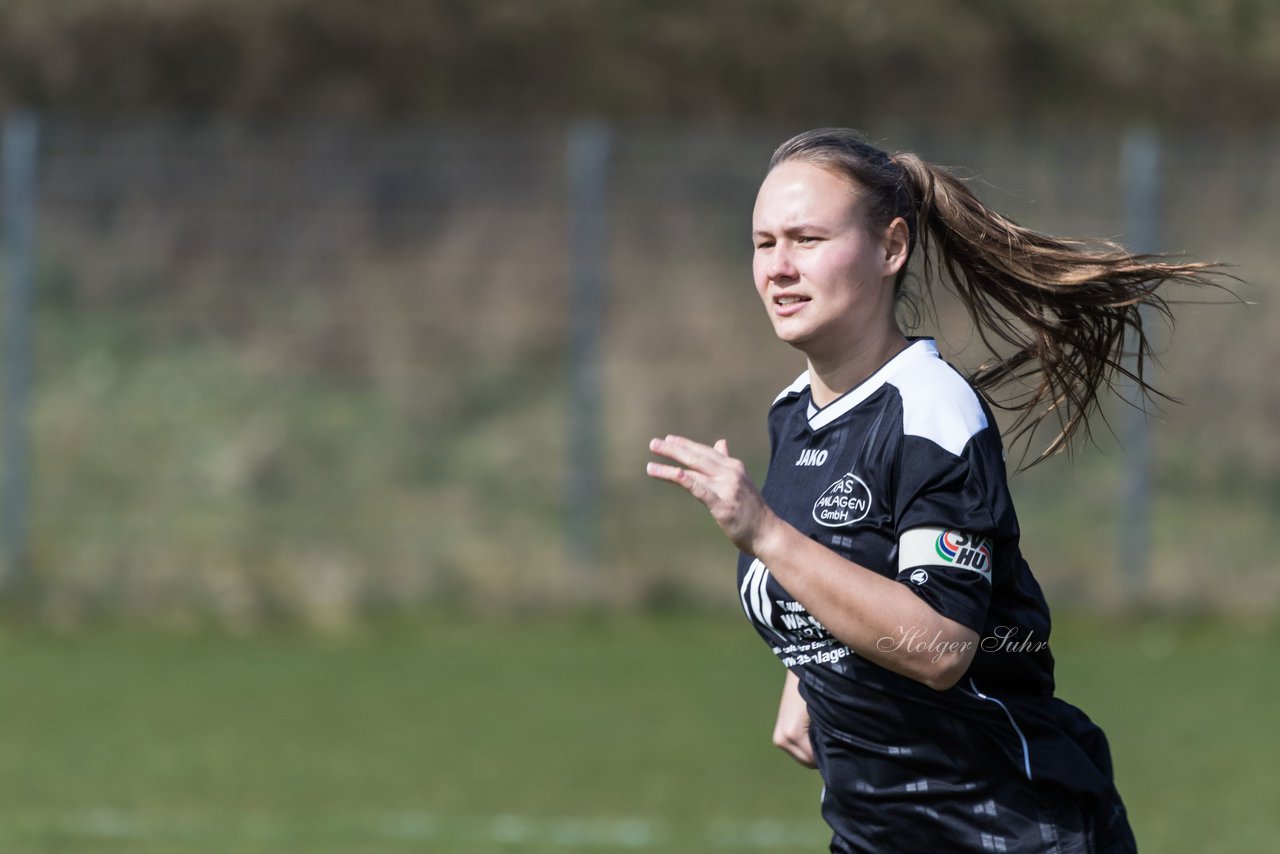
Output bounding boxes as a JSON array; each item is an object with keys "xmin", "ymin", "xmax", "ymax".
[
  {"xmin": 773, "ymin": 670, "xmax": 817, "ymax": 768},
  {"xmin": 647, "ymin": 435, "xmax": 977, "ymax": 691}
]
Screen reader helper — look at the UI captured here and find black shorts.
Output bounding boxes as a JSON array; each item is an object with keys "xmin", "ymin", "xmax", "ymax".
[{"xmin": 807, "ymin": 702, "xmax": 1137, "ymax": 853}]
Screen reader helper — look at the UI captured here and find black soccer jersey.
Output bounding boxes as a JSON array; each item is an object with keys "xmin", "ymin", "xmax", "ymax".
[
  {"xmin": 736, "ymin": 339, "xmax": 1135, "ymax": 852},
  {"xmin": 737, "ymin": 338, "xmax": 1054, "ymax": 705}
]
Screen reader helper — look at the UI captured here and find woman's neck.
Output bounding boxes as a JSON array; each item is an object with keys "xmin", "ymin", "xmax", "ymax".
[{"xmin": 806, "ymin": 328, "xmax": 910, "ymax": 407}]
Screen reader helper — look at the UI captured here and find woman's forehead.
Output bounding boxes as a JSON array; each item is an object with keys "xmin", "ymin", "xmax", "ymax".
[{"xmin": 753, "ymin": 161, "xmax": 865, "ymax": 228}]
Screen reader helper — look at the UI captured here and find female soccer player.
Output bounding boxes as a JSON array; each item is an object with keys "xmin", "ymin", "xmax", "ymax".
[{"xmin": 647, "ymin": 128, "xmax": 1224, "ymax": 852}]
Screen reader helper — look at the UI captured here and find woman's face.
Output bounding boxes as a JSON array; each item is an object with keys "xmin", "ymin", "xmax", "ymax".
[{"xmin": 751, "ymin": 160, "xmax": 906, "ymax": 358}]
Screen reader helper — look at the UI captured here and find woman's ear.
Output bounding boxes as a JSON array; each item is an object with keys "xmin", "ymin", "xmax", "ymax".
[{"xmin": 881, "ymin": 217, "xmax": 911, "ymax": 278}]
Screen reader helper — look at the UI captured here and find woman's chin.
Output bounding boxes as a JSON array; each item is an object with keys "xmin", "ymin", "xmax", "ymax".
[
  {"xmin": 770, "ymin": 318, "xmax": 811, "ymax": 344},
  {"xmin": 770, "ymin": 320, "xmax": 824, "ymax": 353}
]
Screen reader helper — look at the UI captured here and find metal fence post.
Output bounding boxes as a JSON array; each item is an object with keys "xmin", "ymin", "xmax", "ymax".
[
  {"xmin": 1, "ymin": 112, "xmax": 39, "ymax": 587},
  {"xmin": 565, "ymin": 120, "xmax": 612, "ymax": 581},
  {"xmin": 1118, "ymin": 126, "xmax": 1161, "ymax": 604}
]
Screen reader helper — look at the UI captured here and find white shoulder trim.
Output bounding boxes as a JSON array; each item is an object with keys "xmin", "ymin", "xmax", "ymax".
[
  {"xmin": 772, "ymin": 371, "xmax": 810, "ymax": 407},
  {"xmin": 767, "ymin": 341, "xmax": 986, "ymax": 448},
  {"xmin": 887, "ymin": 345, "xmax": 988, "ymax": 457},
  {"xmin": 805, "ymin": 339, "xmax": 935, "ymax": 431}
]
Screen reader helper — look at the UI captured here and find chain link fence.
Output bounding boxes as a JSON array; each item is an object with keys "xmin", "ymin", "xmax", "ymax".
[{"xmin": 1, "ymin": 117, "xmax": 1276, "ymax": 628}]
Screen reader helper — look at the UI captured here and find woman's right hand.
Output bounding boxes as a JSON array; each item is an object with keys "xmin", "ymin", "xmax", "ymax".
[{"xmin": 773, "ymin": 670, "xmax": 817, "ymax": 768}]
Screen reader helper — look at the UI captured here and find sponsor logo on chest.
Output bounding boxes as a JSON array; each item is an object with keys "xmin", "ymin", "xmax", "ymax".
[
  {"xmin": 812, "ymin": 472, "xmax": 873, "ymax": 527},
  {"xmin": 795, "ymin": 448, "xmax": 828, "ymax": 467}
]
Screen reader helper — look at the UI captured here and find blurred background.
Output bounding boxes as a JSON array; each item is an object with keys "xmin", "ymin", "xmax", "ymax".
[{"xmin": 0, "ymin": 1, "xmax": 1276, "ymax": 852}]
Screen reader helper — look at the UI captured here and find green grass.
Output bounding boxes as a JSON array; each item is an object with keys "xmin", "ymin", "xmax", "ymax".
[
  {"xmin": 1053, "ymin": 615, "xmax": 1280, "ymax": 853},
  {"xmin": 0, "ymin": 613, "xmax": 1276, "ymax": 852}
]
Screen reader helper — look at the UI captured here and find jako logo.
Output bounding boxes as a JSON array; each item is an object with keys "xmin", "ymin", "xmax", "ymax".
[
  {"xmin": 811, "ymin": 473, "xmax": 872, "ymax": 528},
  {"xmin": 935, "ymin": 530, "xmax": 992, "ymax": 571},
  {"xmin": 795, "ymin": 448, "xmax": 828, "ymax": 467}
]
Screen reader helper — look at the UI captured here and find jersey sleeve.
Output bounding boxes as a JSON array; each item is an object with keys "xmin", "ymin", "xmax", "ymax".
[{"xmin": 893, "ymin": 429, "xmax": 1003, "ymax": 633}]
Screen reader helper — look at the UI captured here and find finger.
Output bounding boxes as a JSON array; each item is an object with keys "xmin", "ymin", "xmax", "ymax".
[
  {"xmin": 714, "ymin": 438, "xmax": 729, "ymax": 455},
  {"xmin": 785, "ymin": 736, "xmax": 815, "ymax": 767},
  {"xmin": 645, "ymin": 461, "xmax": 686, "ymax": 483},
  {"xmin": 650, "ymin": 435, "xmax": 726, "ymax": 473},
  {"xmin": 776, "ymin": 735, "xmax": 813, "ymax": 767},
  {"xmin": 645, "ymin": 461, "xmax": 708, "ymax": 496}
]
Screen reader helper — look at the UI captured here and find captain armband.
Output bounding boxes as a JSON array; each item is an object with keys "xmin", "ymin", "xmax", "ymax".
[{"xmin": 898, "ymin": 526, "xmax": 993, "ymax": 584}]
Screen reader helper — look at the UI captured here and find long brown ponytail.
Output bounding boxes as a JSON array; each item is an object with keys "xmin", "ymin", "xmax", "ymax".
[{"xmin": 770, "ymin": 128, "xmax": 1232, "ymax": 465}]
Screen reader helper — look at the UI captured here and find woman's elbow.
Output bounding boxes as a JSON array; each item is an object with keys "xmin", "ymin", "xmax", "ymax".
[
  {"xmin": 920, "ymin": 650, "xmax": 975, "ymax": 691},
  {"xmin": 915, "ymin": 628, "xmax": 979, "ymax": 691}
]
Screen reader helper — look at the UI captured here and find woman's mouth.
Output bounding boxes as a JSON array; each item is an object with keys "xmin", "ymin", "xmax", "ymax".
[{"xmin": 774, "ymin": 295, "xmax": 810, "ymax": 317}]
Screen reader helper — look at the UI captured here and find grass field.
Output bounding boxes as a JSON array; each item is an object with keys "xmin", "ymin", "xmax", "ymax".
[{"xmin": 0, "ymin": 612, "xmax": 1276, "ymax": 852}]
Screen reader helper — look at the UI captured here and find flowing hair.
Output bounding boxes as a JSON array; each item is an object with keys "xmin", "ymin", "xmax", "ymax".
[{"xmin": 769, "ymin": 128, "xmax": 1234, "ymax": 466}]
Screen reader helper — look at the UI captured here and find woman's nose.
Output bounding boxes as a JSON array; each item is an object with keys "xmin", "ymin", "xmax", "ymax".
[{"xmin": 766, "ymin": 246, "xmax": 798, "ymax": 281}]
